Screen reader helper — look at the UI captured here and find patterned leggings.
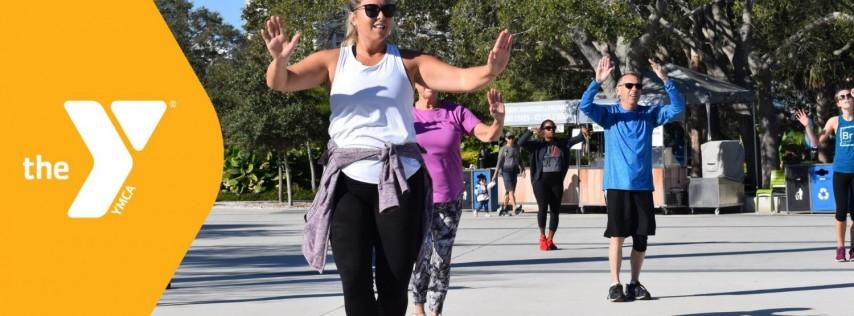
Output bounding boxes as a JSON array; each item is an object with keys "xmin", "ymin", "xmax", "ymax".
[{"xmin": 410, "ymin": 199, "xmax": 463, "ymax": 314}]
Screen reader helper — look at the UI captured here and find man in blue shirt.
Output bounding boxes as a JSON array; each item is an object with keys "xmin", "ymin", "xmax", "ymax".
[{"xmin": 580, "ymin": 56, "xmax": 685, "ymax": 302}]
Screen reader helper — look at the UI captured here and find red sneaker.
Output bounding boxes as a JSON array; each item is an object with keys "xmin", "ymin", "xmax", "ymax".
[
  {"xmin": 547, "ymin": 239, "xmax": 558, "ymax": 250},
  {"xmin": 539, "ymin": 235, "xmax": 548, "ymax": 251}
]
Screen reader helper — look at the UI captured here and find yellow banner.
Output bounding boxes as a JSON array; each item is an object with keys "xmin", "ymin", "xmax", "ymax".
[{"xmin": 0, "ymin": 1, "xmax": 223, "ymax": 314}]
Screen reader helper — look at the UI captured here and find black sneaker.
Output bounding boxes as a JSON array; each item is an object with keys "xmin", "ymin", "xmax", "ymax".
[
  {"xmin": 626, "ymin": 282, "xmax": 651, "ymax": 300},
  {"xmin": 607, "ymin": 284, "xmax": 626, "ymax": 302}
]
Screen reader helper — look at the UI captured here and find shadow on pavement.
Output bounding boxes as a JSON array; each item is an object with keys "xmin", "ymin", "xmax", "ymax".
[
  {"xmin": 674, "ymin": 307, "xmax": 813, "ymax": 316},
  {"xmin": 660, "ymin": 282, "xmax": 854, "ymax": 299}
]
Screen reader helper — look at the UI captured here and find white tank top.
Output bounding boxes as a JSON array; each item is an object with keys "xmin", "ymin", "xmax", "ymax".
[{"xmin": 330, "ymin": 44, "xmax": 421, "ymax": 184}]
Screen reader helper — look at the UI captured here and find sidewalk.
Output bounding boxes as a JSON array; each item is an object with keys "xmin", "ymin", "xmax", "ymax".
[{"xmin": 155, "ymin": 206, "xmax": 853, "ymax": 315}]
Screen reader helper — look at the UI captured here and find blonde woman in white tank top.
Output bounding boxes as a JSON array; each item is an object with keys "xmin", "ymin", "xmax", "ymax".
[{"xmin": 261, "ymin": 1, "xmax": 512, "ymax": 315}]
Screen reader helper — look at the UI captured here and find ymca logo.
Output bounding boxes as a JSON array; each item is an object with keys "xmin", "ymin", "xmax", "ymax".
[
  {"xmin": 64, "ymin": 101, "xmax": 166, "ymax": 218},
  {"xmin": 49, "ymin": 101, "xmax": 166, "ymax": 218}
]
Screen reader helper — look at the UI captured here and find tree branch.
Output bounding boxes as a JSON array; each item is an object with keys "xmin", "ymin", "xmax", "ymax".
[
  {"xmin": 548, "ymin": 44, "xmax": 583, "ymax": 66},
  {"xmin": 731, "ymin": 0, "xmax": 754, "ymax": 86},
  {"xmin": 570, "ymin": 29, "xmax": 603, "ymax": 66},
  {"xmin": 761, "ymin": 12, "xmax": 854, "ymax": 69},
  {"xmin": 659, "ymin": 16, "xmax": 728, "ymax": 78},
  {"xmin": 571, "ymin": 28, "xmax": 617, "ymax": 95},
  {"xmin": 834, "ymin": 40, "xmax": 854, "ymax": 56},
  {"xmin": 636, "ymin": 0, "xmax": 667, "ymax": 50}
]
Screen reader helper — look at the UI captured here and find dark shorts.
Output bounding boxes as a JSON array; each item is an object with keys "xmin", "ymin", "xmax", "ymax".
[
  {"xmin": 502, "ymin": 170, "xmax": 518, "ymax": 192},
  {"xmin": 833, "ymin": 172, "xmax": 854, "ymax": 221},
  {"xmin": 604, "ymin": 189, "xmax": 656, "ymax": 238}
]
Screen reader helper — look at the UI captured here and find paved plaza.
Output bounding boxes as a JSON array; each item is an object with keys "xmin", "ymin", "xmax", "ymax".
[{"xmin": 154, "ymin": 204, "xmax": 853, "ymax": 315}]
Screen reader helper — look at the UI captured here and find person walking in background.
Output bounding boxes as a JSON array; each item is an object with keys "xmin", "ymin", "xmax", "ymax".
[
  {"xmin": 796, "ymin": 88, "xmax": 854, "ymax": 262},
  {"xmin": 581, "ymin": 56, "xmax": 685, "ymax": 302},
  {"xmin": 261, "ymin": 0, "xmax": 512, "ymax": 313},
  {"xmin": 493, "ymin": 132, "xmax": 524, "ymax": 216},
  {"xmin": 409, "ymin": 83, "xmax": 504, "ymax": 316},
  {"xmin": 517, "ymin": 120, "xmax": 588, "ymax": 251}
]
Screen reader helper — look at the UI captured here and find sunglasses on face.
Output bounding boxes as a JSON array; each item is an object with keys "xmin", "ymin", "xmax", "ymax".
[
  {"xmin": 542, "ymin": 126, "xmax": 555, "ymax": 131},
  {"xmin": 352, "ymin": 4, "xmax": 397, "ymax": 18},
  {"xmin": 622, "ymin": 83, "xmax": 642, "ymax": 90},
  {"xmin": 837, "ymin": 93, "xmax": 852, "ymax": 101}
]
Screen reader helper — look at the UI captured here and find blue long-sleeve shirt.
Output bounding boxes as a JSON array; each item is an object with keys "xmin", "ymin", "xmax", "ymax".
[{"xmin": 579, "ymin": 79, "xmax": 685, "ymax": 191}]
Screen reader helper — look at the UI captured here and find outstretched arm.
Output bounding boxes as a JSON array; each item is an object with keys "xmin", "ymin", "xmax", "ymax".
[{"xmin": 412, "ymin": 30, "xmax": 512, "ymax": 92}]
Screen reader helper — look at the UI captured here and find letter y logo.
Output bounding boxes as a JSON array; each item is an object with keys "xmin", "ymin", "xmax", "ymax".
[{"xmin": 64, "ymin": 101, "xmax": 166, "ymax": 218}]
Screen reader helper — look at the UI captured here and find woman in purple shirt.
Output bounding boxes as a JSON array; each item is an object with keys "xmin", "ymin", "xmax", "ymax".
[{"xmin": 409, "ymin": 82, "xmax": 504, "ymax": 316}]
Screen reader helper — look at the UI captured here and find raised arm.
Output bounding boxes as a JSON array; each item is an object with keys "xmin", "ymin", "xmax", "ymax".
[
  {"xmin": 796, "ymin": 110, "xmax": 820, "ymax": 147},
  {"xmin": 262, "ymin": 16, "xmax": 332, "ymax": 92},
  {"xmin": 796, "ymin": 110, "xmax": 836, "ymax": 148},
  {"xmin": 650, "ymin": 59, "xmax": 685, "ymax": 125},
  {"xmin": 565, "ymin": 126, "xmax": 589, "ymax": 149},
  {"xmin": 580, "ymin": 57, "xmax": 613, "ymax": 126},
  {"xmin": 516, "ymin": 129, "xmax": 537, "ymax": 151},
  {"xmin": 410, "ymin": 30, "xmax": 512, "ymax": 92},
  {"xmin": 473, "ymin": 89, "xmax": 506, "ymax": 142}
]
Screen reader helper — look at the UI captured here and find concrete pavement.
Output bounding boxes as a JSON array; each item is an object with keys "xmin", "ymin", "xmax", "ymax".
[{"xmin": 154, "ymin": 205, "xmax": 853, "ymax": 315}]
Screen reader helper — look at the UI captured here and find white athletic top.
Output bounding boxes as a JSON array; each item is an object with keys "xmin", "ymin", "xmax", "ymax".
[{"xmin": 329, "ymin": 44, "xmax": 421, "ymax": 184}]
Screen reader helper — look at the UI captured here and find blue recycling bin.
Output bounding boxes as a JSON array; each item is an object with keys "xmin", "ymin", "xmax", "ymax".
[
  {"xmin": 809, "ymin": 164, "xmax": 836, "ymax": 213},
  {"xmin": 471, "ymin": 169, "xmax": 498, "ymax": 211}
]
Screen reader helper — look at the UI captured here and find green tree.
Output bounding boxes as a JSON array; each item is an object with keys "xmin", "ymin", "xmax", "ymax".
[
  {"xmin": 155, "ymin": 0, "xmax": 243, "ymax": 81},
  {"xmin": 459, "ymin": 0, "xmax": 854, "ymax": 187},
  {"xmin": 157, "ymin": 0, "xmax": 329, "ymax": 203}
]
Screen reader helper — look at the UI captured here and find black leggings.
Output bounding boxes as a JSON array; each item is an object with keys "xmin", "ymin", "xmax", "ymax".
[
  {"xmin": 532, "ymin": 172, "xmax": 564, "ymax": 231},
  {"xmin": 632, "ymin": 235, "xmax": 649, "ymax": 252},
  {"xmin": 330, "ymin": 170, "xmax": 425, "ymax": 316},
  {"xmin": 834, "ymin": 172, "xmax": 854, "ymax": 222}
]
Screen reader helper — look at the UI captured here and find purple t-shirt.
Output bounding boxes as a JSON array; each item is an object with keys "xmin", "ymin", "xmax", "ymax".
[{"xmin": 412, "ymin": 100, "xmax": 481, "ymax": 203}]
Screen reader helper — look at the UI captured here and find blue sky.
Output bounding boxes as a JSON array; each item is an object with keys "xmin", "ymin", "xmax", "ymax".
[{"xmin": 188, "ymin": 0, "xmax": 245, "ymax": 31}]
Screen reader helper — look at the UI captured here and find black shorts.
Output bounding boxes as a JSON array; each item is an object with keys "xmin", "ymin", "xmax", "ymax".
[
  {"xmin": 833, "ymin": 172, "xmax": 854, "ymax": 221},
  {"xmin": 604, "ymin": 189, "xmax": 656, "ymax": 238},
  {"xmin": 502, "ymin": 170, "xmax": 518, "ymax": 192}
]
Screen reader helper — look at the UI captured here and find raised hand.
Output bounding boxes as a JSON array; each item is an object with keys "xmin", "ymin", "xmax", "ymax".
[
  {"xmin": 596, "ymin": 56, "xmax": 614, "ymax": 84},
  {"xmin": 795, "ymin": 109, "xmax": 811, "ymax": 127},
  {"xmin": 649, "ymin": 58, "xmax": 668, "ymax": 81},
  {"xmin": 580, "ymin": 125, "xmax": 590, "ymax": 139},
  {"xmin": 260, "ymin": 16, "xmax": 301, "ymax": 61},
  {"xmin": 486, "ymin": 30, "xmax": 513, "ymax": 77},
  {"xmin": 487, "ymin": 89, "xmax": 506, "ymax": 122}
]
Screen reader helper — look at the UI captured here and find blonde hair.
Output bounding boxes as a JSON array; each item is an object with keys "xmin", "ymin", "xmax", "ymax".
[
  {"xmin": 341, "ymin": 0, "xmax": 396, "ymax": 47},
  {"xmin": 341, "ymin": 0, "xmax": 361, "ymax": 47}
]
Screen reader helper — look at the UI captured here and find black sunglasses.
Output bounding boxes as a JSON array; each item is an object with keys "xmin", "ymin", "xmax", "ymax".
[
  {"xmin": 352, "ymin": 4, "xmax": 397, "ymax": 18},
  {"xmin": 837, "ymin": 93, "xmax": 852, "ymax": 101},
  {"xmin": 622, "ymin": 83, "xmax": 642, "ymax": 90},
  {"xmin": 542, "ymin": 126, "xmax": 555, "ymax": 131}
]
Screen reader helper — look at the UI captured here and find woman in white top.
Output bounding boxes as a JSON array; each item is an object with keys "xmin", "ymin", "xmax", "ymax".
[{"xmin": 262, "ymin": 1, "xmax": 512, "ymax": 315}]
